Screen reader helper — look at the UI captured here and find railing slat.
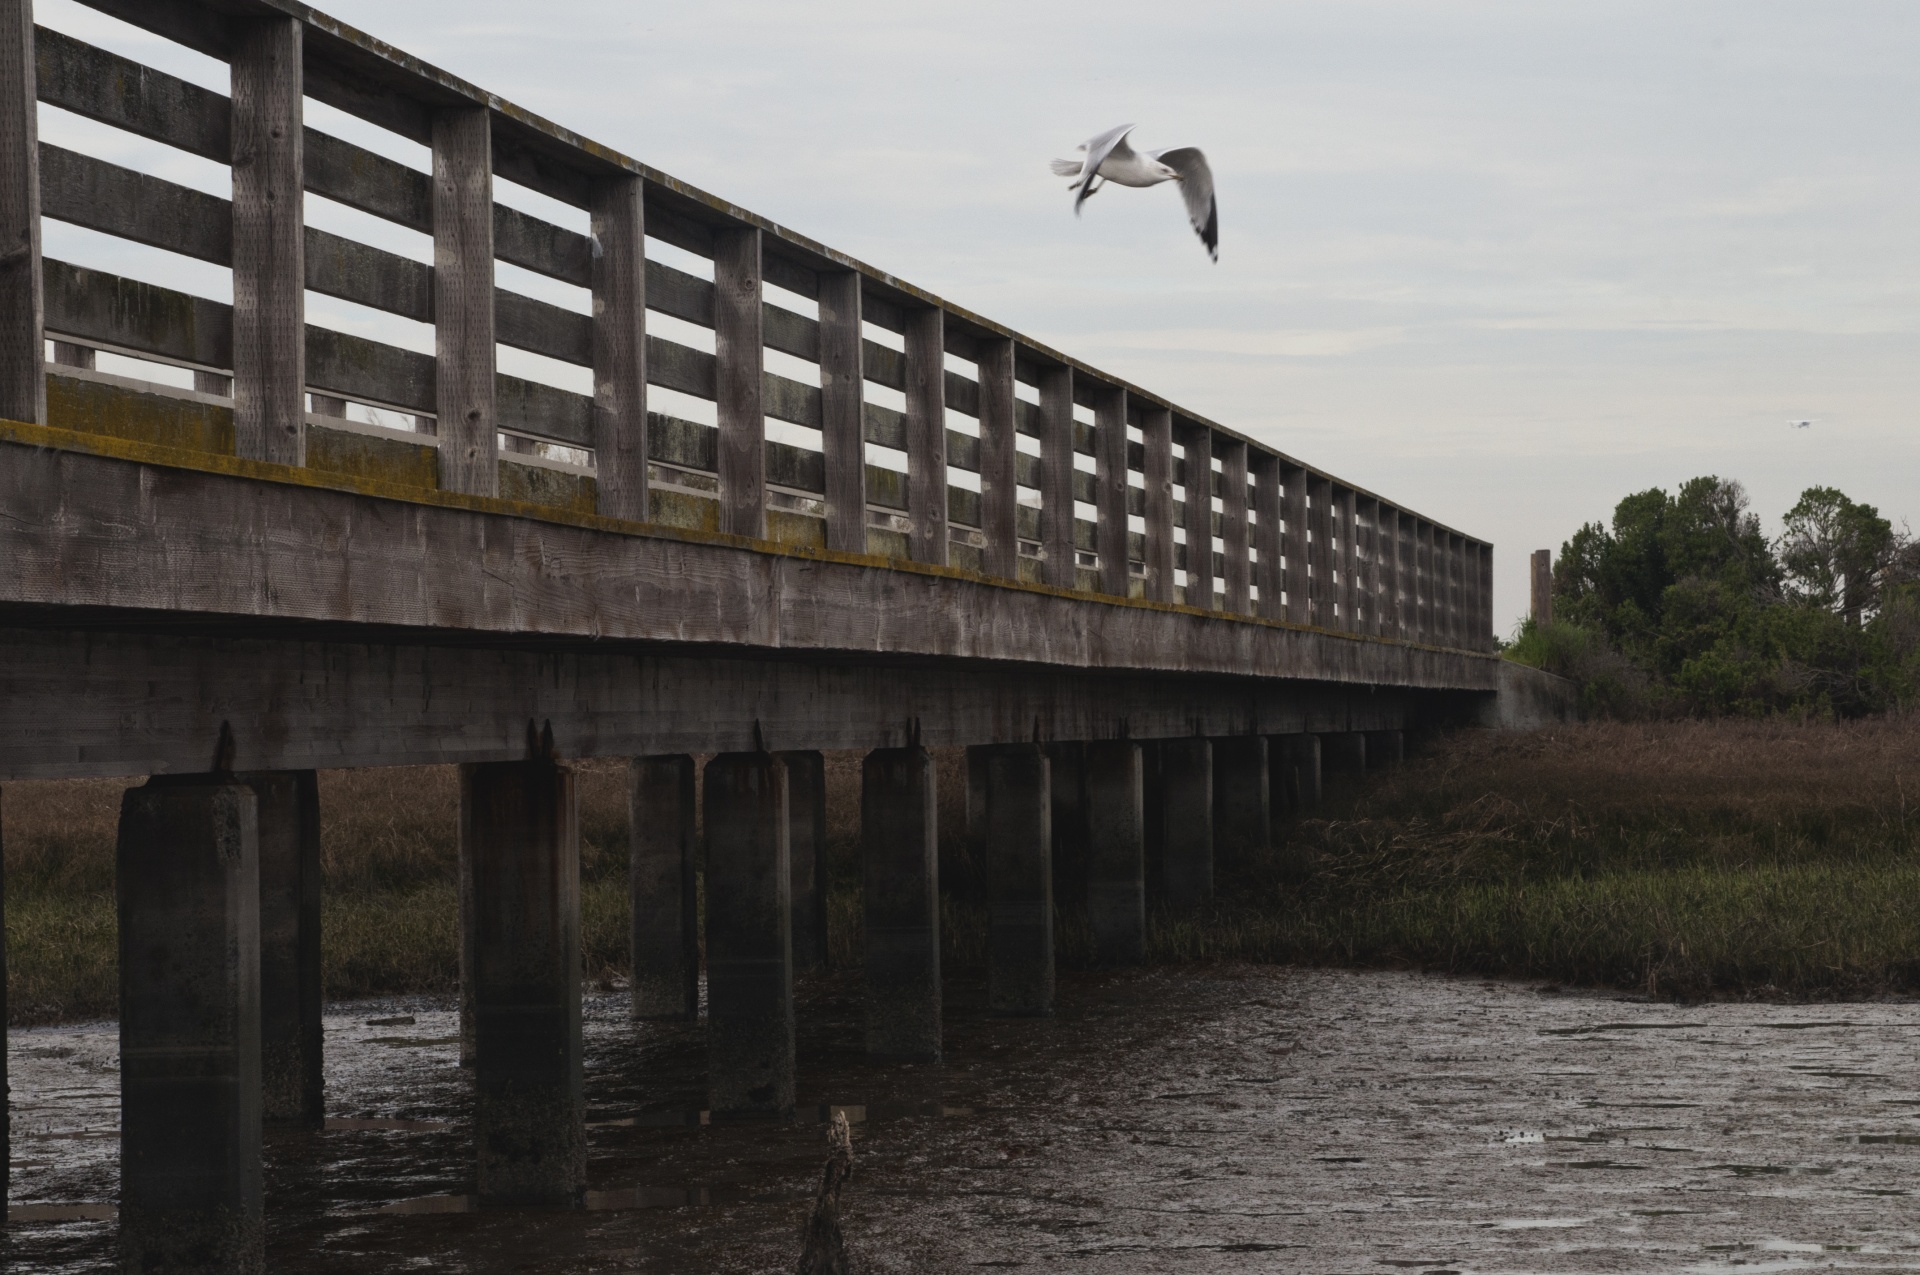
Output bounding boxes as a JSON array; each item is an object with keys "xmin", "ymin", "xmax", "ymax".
[
  {"xmin": 1094, "ymin": 385, "xmax": 1128, "ymax": 596},
  {"xmin": 713, "ymin": 225, "xmax": 764, "ymax": 538},
  {"xmin": 496, "ymin": 201, "xmax": 591, "ymax": 287},
  {"xmin": 45, "ymin": 257, "xmax": 230, "ymax": 368},
  {"xmin": 1038, "ymin": 365, "xmax": 1074, "ymax": 588},
  {"xmin": 1282, "ymin": 466, "xmax": 1308, "ymax": 624},
  {"xmin": 305, "ymin": 127, "xmax": 429, "ymax": 231},
  {"xmin": 1, "ymin": 2, "xmax": 41, "ymax": 424},
  {"xmin": 40, "ymin": 144, "xmax": 227, "ymax": 263},
  {"xmin": 308, "ymin": 226, "xmax": 430, "ymax": 320},
  {"xmin": 36, "ymin": 27, "xmax": 226, "ymax": 160},
  {"xmin": 495, "ymin": 287, "xmax": 590, "ymax": 364},
  {"xmin": 904, "ymin": 305, "xmax": 946, "ymax": 565}
]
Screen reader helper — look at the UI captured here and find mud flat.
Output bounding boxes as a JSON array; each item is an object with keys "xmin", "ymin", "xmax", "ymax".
[{"xmin": 9, "ymin": 966, "xmax": 1920, "ymax": 1272}]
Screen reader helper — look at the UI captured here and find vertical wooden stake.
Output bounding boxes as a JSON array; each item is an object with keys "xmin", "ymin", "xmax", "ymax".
[
  {"xmin": 1219, "ymin": 436, "xmax": 1250, "ymax": 614},
  {"xmin": 976, "ymin": 337, "xmax": 1018, "ymax": 578},
  {"xmin": 1141, "ymin": 406, "xmax": 1174, "ymax": 604},
  {"xmin": 1038, "ymin": 365, "xmax": 1075, "ymax": 588},
  {"xmin": 818, "ymin": 271, "xmax": 865, "ymax": 554},
  {"xmin": 905, "ymin": 306, "xmax": 947, "ymax": 565},
  {"xmin": 1252, "ymin": 451, "xmax": 1283, "ymax": 619},
  {"xmin": 714, "ymin": 226, "xmax": 765, "ymax": 539},
  {"xmin": 590, "ymin": 174, "xmax": 647, "ymax": 521},
  {"xmin": 432, "ymin": 107, "xmax": 496, "ymax": 496},
  {"xmin": 1093, "ymin": 385, "xmax": 1129, "ymax": 596},
  {"xmin": 0, "ymin": 0, "xmax": 40, "ymax": 426}
]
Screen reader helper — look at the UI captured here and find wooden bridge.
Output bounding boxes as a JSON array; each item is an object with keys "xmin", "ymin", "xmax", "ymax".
[{"xmin": 0, "ymin": 0, "xmax": 1522, "ymax": 1267}]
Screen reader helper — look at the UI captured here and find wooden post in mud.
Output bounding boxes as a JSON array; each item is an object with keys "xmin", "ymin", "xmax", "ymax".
[
  {"xmin": 782, "ymin": 750, "xmax": 830, "ymax": 973},
  {"xmin": 1084, "ymin": 741, "xmax": 1145, "ymax": 963},
  {"xmin": 461, "ymin": 758, "xmax": 585, "ymax": 1204},
  {"xmin": 116, "ymin": 777, "xmax": 265, "ymax": 1273},
  {"xmin": 1211, "ymin": 736, "xmax": 1270, "ymax": 871},
  {"xmin": 977, "ymin": 744, "xmax": 1054, "ymax": 1016},
  {"xmin": 1320, "ymin": 732, "xmax": 1368, "ymax": 777},
  {"xmin": 704, "ymin": 752, "xmax": 795, "ymax": 1115},
  {"xmin": 862, "ymin": 746, "xmax": 942, "ymax": 1060},
  {"xmin": 1270, "ymin": 734, "xmax": 1323, "ymax": 815},
  {"xmin": 236, "ymin": 770, "xmax": 322, "ymax": 1128},
  {"xmin": 629, "ymin": 756, "xmax": 699, "ymax": 1020},
  {"xmin": 1157, "ymin": 737, "xmax": 1213, "ymax": 907}
]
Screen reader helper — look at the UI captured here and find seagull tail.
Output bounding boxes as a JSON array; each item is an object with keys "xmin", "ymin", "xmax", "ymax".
[{"xmin": 1049, "ymin": 158, "xmax": 1083, "ymax": 177}]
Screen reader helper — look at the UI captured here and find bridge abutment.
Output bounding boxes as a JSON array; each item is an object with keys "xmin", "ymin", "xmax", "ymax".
[
  {"xmin": 781, "ymin": 750, "xmax": 830, "ymax": 973},
  {"xmin": 116, "ymin": 777, "xmax": 265, "ymax": 1274},
  {"xmin": 629, "ymin": 755, "xmax": 700, "ymax": 1020},
  {"xmin": 460, "ymin": 759, "xmax": 586, "ymax": 1205},
  {"xmin": 704, "ymin": 752, "xmax": 796, "ymax": 1116},
  {"xmin": 1157, "ymin": 737, "xmax": 1214, "ymax": 907},
  {"xmin": 976, "ymin": 744, "xmax": 1054, "ymax": 1016},
  {"xmin": 237, "ymin": 771, "xmax": 323, "ymax": 1129},
  {"xmin": 1085, "ymin": 741, "xmax": 1146, "ymax": 963},
  {"xmin": 862, "ymin": 746, "xmax": 942, "ymax": 1061},
  {"xmin": 1212, "ymin": 737, "xmax": 1271, "ymax": 873}
]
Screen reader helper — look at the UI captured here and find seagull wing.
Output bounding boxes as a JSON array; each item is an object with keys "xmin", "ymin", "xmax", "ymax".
[
  {"xmin": 1152, "ymin": 146, "xmax": 1218, "ymax": 261},
  {"xmin": 1074, "ymin": 124, "xmax": 1137, "ymax": 215}
]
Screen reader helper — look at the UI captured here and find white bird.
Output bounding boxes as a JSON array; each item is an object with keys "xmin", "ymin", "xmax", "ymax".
[{"xmin": 1051, "ymin": 124, "xmax": 1218, "ymax": 261}]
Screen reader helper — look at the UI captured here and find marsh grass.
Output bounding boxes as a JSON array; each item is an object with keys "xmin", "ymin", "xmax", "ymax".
[{"xmin": 7, "ymin": 717, "xmax": 1919, "ymax": 1024}]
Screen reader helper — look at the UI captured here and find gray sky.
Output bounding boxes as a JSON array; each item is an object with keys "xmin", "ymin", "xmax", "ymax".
[{"xmin": 42, "ymin": 0, "xmax": 1920, "ymax": 630}]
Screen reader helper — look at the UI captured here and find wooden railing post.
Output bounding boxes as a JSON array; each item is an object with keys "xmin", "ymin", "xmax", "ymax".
[
  {"xmin": 1336, "ymin": 486, "xmax": 1357, "ymax": 630},
  {"xmin": 1282, "ymin": 465, "xmax": 1308, "ymax": 624},
  {"xmin": 1308, "ymin": 476, "xmax": 1333, "ymax": 627},
  {"xmin": 1419, "ymin": 521, "xmax": 1437, "ymax": 642},
  {"xmin": 1482, "ymin": 543, "xmax": 1496, "ymax": 649},
  {"xmin": 1252, "ymin": 452, "xmax": 1283, "ymax": 620},
  {"xmin": 432, "ymin": 106, "xmax": 496, "ymax": 496},
  {"xmin": 1386, "ymin": 507, "xmax": 1406, "ymax": 638},
  {"xmin": 1094, "ymin": 384, "xmax": 1128, "ymax": 596},
  {"xmin": 1179, "ymin": 422, "xmax": 1214, "ymax": 607},
  {"xmin": 1362, "ymin": 497, "xmax": 1382, "ymax": 636},
  {"xmin": 818, "ymin": 270, "xmax": 865, "ymax": 554},
  {"xmin": 231, "ymin": 16, "xmax": 305, "ymax": 466},
  {"xmin": 714, "ymin": 226, "xmax": 765, "ymax": 538},
  {"xmin": 1219, "ymin": 436, "xmax": 1249, "ymax": 614},
  {"xmin": 1141, "ymin": 405, "xmax": 1175, "ymax": 604},
  {"xmin": 0, "ymin": 0, "xmax": 40, "ymax": 426},
  {"xmin": 1449, "ymin": 533, "xmax": 1465, "ymax": 647},
  {"xmin": 905, "ymin": 305, "xmax": 946, "ymax": 566},
  {"xmin": 1038, "ymin": 365, "xmax": 1074, "ymax": 588},
  {"xmin": 589, "ymin": 173, "xmax": 647, "ymax": 521},
  {"xmin": 976, "ymin": 336, "xmax": 1018, "ymax": 577}
]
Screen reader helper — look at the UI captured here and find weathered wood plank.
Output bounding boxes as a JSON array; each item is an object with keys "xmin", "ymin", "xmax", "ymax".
[
  {"xmin": 591, "ymin": 173, "xmax": 647, "ymax": 520},
  {"xmin": 304, "ymin": 127, "xmax": 429, "ymax": 231},
  {"xmin": 762, "ymin": 370, "xmax": 820, "ymax": 431},
  {"xmin": 1141, "ymin": 406, "xmax": 1174, "ymax": 603},
  {"xmin": 1308, "ymin": 476, "xmax": 1334, "ymax": 627},
  {"xmin": 40, "ymin": 145, "xmax": 228, "ymax": 264},
  {"xmin": 230, "ymin": 16, "xmax": 307, "ymax": 466},
  {"xmin": 1282, "ymin": 465, "xmax": 1308, "ymax": 625},
  {"xmin": 305, "ymin": 324, "xmax": 430, "ymax": 413},
  {"xmin": 495, "ymin": 288, "xmax": 590, "ymax": 365},
  {"xmin": 432, "ymin": 107, "xmax": 496, "ymax": 496},
  {"xmin": 713, "ymin": 226, "xmax": 764, "ymax": 538},
  {"xmin": 0, "ymin": 1, "xmax": 41, "ymax": 425},
  {"xmin": 976, "ymin": 336, "xmax": 1017, "ymax": 578},
  {"xmin": 495, "ymin": 373, "xmax": 590, "ymax": 449},
  {"xmin": 818, "ymin": 270, "xmax": 864, "ymax": 554},
  {"xmin": 1178, "ymin": 422, "xmax": 1213, "ymax": 604},
  {"xmin": 35, "ymin": 28, "xmax": 227, "ymax": 161},
  {"xmin": 647, "ymin": 259, "xmax": 710, "ymax": 326},
  {"xmin": 1094, "ymin": 385, "xmax": 1128, "ymax": 596},
  {"xmin": 1039, "ymin": 365, "xmax": 1075, "ymax": 588},
  {"xmin": 496, "ymin": 201, "xmax": 590, "ymax": 287},
  {"xmin": 1218, "ymin": 434, "xmax": 1250, "ymax": 614},
  {"xmin": 1334, "ymin": 487, "xmax": 1355, "ymax": 631},
  {"xmin": 905, "ymin": 305, "xmax": 946, "ymax": 565},
  {"xmin": 44, "ymin": 258, "xmax": 230, "ymax": 368},
  {"xmin": 1359, "ymin": 496, "xmax": 1380, "ymax": 637},
  {"xmin": 306, "ymin": 226, "xmax": 429, "ymax": 319},
  {"xmin": 1252, "ymin": 451, "xmax": 1283, "ymax": 620}
]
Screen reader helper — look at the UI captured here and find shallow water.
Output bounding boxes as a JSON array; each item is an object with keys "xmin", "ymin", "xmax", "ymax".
[{"xmin": 9, "ymin": 966, "xmax": 1920, "ymax": 1272}]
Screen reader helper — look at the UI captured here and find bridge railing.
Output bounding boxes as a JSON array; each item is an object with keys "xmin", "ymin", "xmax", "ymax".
[{"xmin": 0, "ymin": 0, "xmax": 1495, "ymax": 650}]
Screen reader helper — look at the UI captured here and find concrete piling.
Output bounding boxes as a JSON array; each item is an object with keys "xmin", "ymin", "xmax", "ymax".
[
  {"xmin": 629, "ymin": 755, "xmax": 699, "ymax": 1020},
  {"xmin": 1157, "ymin": 737, "xmax": 1213, "ymax": 907},
  {"xmin": 237, "ymin": 770, "xmax": 322, "ymax": 1128},
  {"xmin": 1321, "ymin": 732, "xmax": 1368, "ymax": 777},
  {"xmin": 1084, "ymin": 740, "xmax": 1145, "ymax": 963},
  {"xmin": 1212, "ymin": 736, "xmax": 1270, "ymax": 871},
  {"xmin": 1363, "ymin": 730, "xmax": 1405, "ymax": 769},
  {"xmin": 704, "ymin": 752, "xmax": 795, "ymax": 1116},
  {"xmin": 117, "ymin": 777, "xmax": 265, "ymax": 1273},
  {"xmin": 1045, "ymin": 741, "xmax": 1089, "ymax": 920},
  {"xmin": 976, "ymin": 744, "xmax": 1053, "ymax": 1016},
  {"xmin": 781, "ymin": 750, "xmax": 829, "ymax": 973},
  {"xmin": 1272, "ymin": 734, "xmax": 1323, "ymax": 815},
  {"xmin": 460, "ymin": 759, "xmax": 584, "ymax": 1204},
  {"xmin": 861, "ymin": 747, "xmax": 942, "ymax": 1060}
]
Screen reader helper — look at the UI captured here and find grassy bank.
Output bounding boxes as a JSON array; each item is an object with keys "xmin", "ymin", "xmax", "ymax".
[{"xmin": 7, "ymin": 717, "xmax": 1919, "ymax": 1024}]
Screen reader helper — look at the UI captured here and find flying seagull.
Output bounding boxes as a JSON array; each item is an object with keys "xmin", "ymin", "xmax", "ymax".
[{"xmin": 1052, "ymin": 124, "xmax": 1218, "ymax": 261}]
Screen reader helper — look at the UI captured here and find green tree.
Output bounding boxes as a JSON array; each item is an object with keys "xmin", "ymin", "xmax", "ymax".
[{"xmin": 1779, "ymin": 487, "xmax": 1895, "ymax": 625}]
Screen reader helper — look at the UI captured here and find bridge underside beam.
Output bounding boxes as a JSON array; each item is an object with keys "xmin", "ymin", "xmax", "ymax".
[{"xmin": 0, "ymin": 621, "xmax": 1486, "ymax": 782}]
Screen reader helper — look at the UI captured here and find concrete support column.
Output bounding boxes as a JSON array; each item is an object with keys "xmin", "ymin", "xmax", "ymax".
[
  {"xmin": 1211, "ymin": 736, "xmax": 1270, "ymax": 872},
  {"xmin": 1084, "ymin": 741, "xmax": 1145, "ymax": 963},
  {"xmin": 703, "ymin": 752, "xmax": 795, "ymax": 1116},
  {"xmin": 1, "ymin": 784, "xmax": 6, "ymax": 1207},
  {"xmin": 1045, "ymin": 741, "xmax": 1088, "ymax": 920},
  {"xmin": 237, "ymin": 770, "xmax": 321, "ymax": 1128},
  {"xmin": 629, "ymin": 755, "xmax": 699, "ymax": 1020},
  {"xmin": 975, "ymin": 744, "xmax": 1053, "ymax": 1016},
  {"xmin": 1158, "ymin": 737, "xmax": 1213, "ymax": 907},
  {"xmin": 461, "ymin": 759, "xmax": 584, "ymax": 1205},
  {"xmin": 862, "ymin": 746, "xmax": 941, "ymax": 1060},
  {"xmin": 117, "ymin": 777, "xmax": 264, "ymax": 1273},
  {"xmin": 781, "ymin": 750, "xmax": 829, "ymax": 973},
  {"xmin": 1321, "ymin": 732, "xmax": 1368, "ymax": 777},
  {"xmin": 1364, "ymin": 730, "xmax": 1405, "ymax": 770},
  {"xmin": 1271, "ymin": 734, "xmax": 1322, "ymax": 816}
]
